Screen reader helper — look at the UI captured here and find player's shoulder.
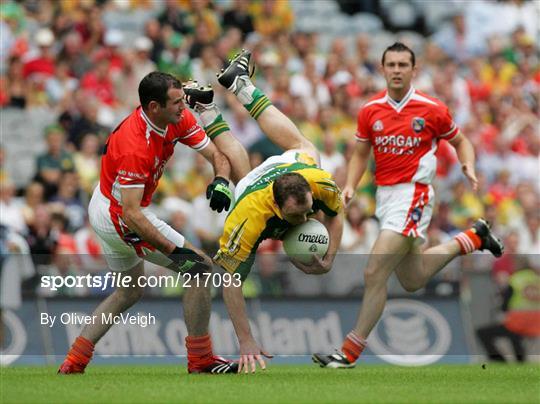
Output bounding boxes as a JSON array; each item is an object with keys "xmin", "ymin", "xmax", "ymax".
[
  {"xmin": 108, "ymin": 109, "xmax": 149, "ymax": 155},
  {"xmin": 411, "ymin": 89, "xmax": 448, "ymax": 111},
  {"xmin": 360, "ymin": 90, "xmax": 388, "ymax": 111}
]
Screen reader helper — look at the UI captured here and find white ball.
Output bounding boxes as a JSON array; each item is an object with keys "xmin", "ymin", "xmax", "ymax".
[{"xmin": 283, "ymin": 219, "xmax": 329, "ymax": 264}]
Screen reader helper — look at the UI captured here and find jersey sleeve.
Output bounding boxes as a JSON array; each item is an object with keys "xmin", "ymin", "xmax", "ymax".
[
  {"xmin": 214, "ymin": 203, "xmax": 262, "ymax": 281},
  {"xmin": 305, "ymin": 169, "xmax": 343, "ymax": 217},
  {"xmin": 355, "ymin": 106, "xmax": 371, "ymax": 142},
  {"xmin": 116, "ymin": 153, "xmax": 150, "ymax": 187},
  {"xmin": 175, "ymin": 109, "xmax": 210, "ymax": 151},
  {"xmin": 435, "ymin": 103, "xmax": 459, "ymax": 141}
]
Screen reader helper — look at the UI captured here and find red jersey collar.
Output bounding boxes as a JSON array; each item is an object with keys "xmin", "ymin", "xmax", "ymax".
[
  {"xmin": 139, "ymin": 107, "xmax": 168, "ymax": 138},
  {"xmin": 386, "ymin": 86, "xmax": 415, "ymax": 113}
]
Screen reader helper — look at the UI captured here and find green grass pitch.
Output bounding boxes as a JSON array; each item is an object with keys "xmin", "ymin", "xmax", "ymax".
[{"xmin": 1, "ymin": 364, "xmax": 539, "ymax": 403}]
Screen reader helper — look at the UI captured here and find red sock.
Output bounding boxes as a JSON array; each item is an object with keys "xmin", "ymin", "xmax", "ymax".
[
  {"xmin": 455, "ymin": 229, "xmax": 482, "ymax": 255},
  {"xmin": 341, "ymin": 332, "xmax": 367, "ymax": 363},
  {"xmin": 186, "ymin": 334, "xmax": 214, "ymax": 369},
  {"xmin": 65, "ymin": 336, "xmax": 94, "ymax": 369}
]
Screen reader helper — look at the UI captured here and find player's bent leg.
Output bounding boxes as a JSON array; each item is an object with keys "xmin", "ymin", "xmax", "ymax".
[
  {"xmin": 396, "ymin": 218, "xmax": 504, "ymax": 292},
  {"xmin": 313, "ymin": 230, "xmax": 411, "ymax": 368},
  {"xmin": 217, "ymin": 50, "xmax": 318, "ymax": 162},
  {"xmin": 58, "ymin": 261, "xmax": 145, "ymax": 374}
]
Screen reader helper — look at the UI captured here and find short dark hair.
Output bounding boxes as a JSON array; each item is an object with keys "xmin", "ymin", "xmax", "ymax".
[
  {"xmin": 381, "ymin": 42, "xmax": 416, "ymax": 67},
  {"xmin": 138, "ymin": 72, "xmax": 182, "ymax": 109},
  {"xmin": 273, "ymin": 173, "xmax": 311, "ymax": 209}
]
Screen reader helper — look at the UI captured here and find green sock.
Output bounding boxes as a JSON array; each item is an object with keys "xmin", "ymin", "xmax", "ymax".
[
  {"xmin": 204, "ymin": 114, "xmax": 230, "ymax": 140},
  {"xmin": 242, "ymin": 88, "xmax": 272, "ymax": 120}
]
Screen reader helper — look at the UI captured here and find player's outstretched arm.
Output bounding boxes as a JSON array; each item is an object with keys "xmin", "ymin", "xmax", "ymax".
[
  {"xmin": 222, "ymin": 282, "xmax": 273, "ymax": 373},
  {"xmin": 120, "ymin": 187, "xmax": 212, "ymax": 271},
  {"xmin": 198, "ymin": 143, "xmax": 233, "ymax": 212},
  {"xmin": 449, "ymin": 132, "xmax": 478, "ymax": 191},
  {"xmin": 343, "ymin": 141, "xmax": 371, "ymax": 206}
]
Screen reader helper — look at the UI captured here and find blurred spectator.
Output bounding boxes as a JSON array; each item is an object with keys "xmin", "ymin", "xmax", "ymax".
[
  {"xmin": 222, "ymin": 102, "xmax": 263, "ymax": 149},
  {"xmin": 223, "ymin": 0, "xmax": 254, "ymax": 39},
  {"xmin": 22, "ymin": 28, "xmax": 56, "ymax": 81},
  {"xmin": 289, "ymin": 54, "xmax": 331, "ymax": 119},
  {"xmin": 50, "ymin": 172, "xmax": 85, "ymax": 232},
  {"xmin": 20, "ymin": 181, "xmax": 44, "ymax": 229},
  {"xmin": 5, "ymin": 56, "xmax": 27, "ymax": 108},
  {"xmin": 251, "ymin": 0, "xmax": 294, "ymax": 37},
  {"xmin": 519, "ymin": 213, "xmax": 540, "ymax": 255},
  {"xmin": 188, "ymin": 0, "xmax": 222, "ymax": 43},
  {"xmin": 476, "ymin": 266, "xmax": 540, "ymax": 363},
  {"xmin": 97, "ymin": 29, "xmax": 125, "ymax": 75},
  {"xmin": 26, "ymin": 204, "xmax": 57, "ymax": 268},
  {"xmin": 319, "ymin": 132, "xmax": 345, "ymax": 176},
  {"xmin": 45, "ymin": 59, "xmax": 78, "ymax": 106},
  {"xmin": 80, "ymin": 56, "xmax": 117, "ymax": 107},
  {"xmin": 191, "ymin": 45, "xmax": 221, "ymax": 87},
  {"xmin": 74, "ymin": 219, "xmax": 105, "ymax": 273},
  {"xmin": 158, "ymin": 32, "xmax": 192, "ymax": 82},
  {"xmin": 73, "ymin": 4, "xmax": 105, "ymax": 54},
  {"xmin": 449, "ymin": 181, "xmax": 484, "ymax": 228},
  {"xmin": 143, "ymin": 19, "xmax": 165, "ymax": 64},
  {"xmin": 67, "ymin": 94, "xmax": 109, "ymax": 149},
  {"xmin": 0, "ymin": 177, "xmax": 25, "ymax": 234},
  {"xmin": 57, "ymin": 31, "xmax": 92, "ymax": 79},
  {"xmin": 73, "ymin": 133, "xmax": 100, "ymax": 197},
  {"xmin": 492, "ymin": 231, "xmax": 528, "ymax": 288},
  {"xmin": 157, "ymin": 0, "xmax": 194, "ymax": 35},
  {"xmin": 340, "ymin": 200, "xmax": 378, "ymax": 254},
  {"xmin": 131, "ymin": 36, "xmax": 157, "ymax": 84},
  {"xmin": 35, "ymin": 124, "xmax": 75, "ymax": 199},
  {"xmin": 432, "ymin": 10, "xmax": 485, "ymax": 62}
]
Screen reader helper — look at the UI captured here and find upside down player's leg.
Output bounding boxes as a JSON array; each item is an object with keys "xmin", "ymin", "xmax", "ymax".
[
  {"xmin": 217, "ymin": 50, "xmax": 319, "ymax": 161},
  {"xmin": 58, "ymin": 261, "xmax": 145, "ymax": 374},
  {"xmin": 183, "ymin": 83, "xmax": 251, "ymax": 184}
]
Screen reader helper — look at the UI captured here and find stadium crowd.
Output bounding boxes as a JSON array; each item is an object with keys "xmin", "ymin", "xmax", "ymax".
[{"xmin": 0, "ymin": 0, "xmax": 538, "ymax": 298}]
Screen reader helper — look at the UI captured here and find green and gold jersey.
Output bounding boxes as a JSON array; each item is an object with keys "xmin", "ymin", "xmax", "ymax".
[{"xmin": 214, "ymin": 153, "xmax": 342, "ymax": 280}]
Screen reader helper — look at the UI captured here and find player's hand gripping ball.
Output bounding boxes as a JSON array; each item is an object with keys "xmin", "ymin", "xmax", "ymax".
[
  {"xmin": 206, "ymin": 176, "xmax": 233, "ymax": 212},
  {"xmin": 283, "ymin": 219, "xmax": 329, "ymax": 264}
]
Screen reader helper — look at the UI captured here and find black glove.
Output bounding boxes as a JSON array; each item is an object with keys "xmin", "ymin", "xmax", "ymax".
[
  {"xmin": 168, "ymin": 246, "xmax": 209, "ymax": 276},
  {"xmin": 206, "ymin": 176, "xmax": 232, "ymax": 213}
]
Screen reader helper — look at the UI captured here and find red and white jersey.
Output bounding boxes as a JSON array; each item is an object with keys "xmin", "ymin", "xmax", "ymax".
[
  {"xmin": 355, "ymin": 86, "xmax": 459, "ymax": 186},
  {"xmin": 100, "ymin": 107, "xmax": 209, "ymax": 214}
]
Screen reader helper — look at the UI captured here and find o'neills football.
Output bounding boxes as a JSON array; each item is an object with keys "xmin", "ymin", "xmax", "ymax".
[{"xmin": 283, "ymin": 219, "xmax": 330, "ymax": 264}]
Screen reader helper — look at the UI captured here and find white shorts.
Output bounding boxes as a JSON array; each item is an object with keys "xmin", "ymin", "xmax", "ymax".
[
  {"xmin": 88, "ymin": 186, "xmax": 185, "ymax": 271},
  {"xmin": 375, "ymin": 183, "xmax": 434, "ymax": 242},
  {"xmin": 235, "ymin": 150, "xmax": 314, "ymax": 198}
]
